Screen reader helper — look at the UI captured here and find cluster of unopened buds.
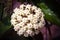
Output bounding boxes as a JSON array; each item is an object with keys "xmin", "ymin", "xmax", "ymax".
[{"xmin": 11, "ymin": 4, "xmax": 45, "ymax": 37}]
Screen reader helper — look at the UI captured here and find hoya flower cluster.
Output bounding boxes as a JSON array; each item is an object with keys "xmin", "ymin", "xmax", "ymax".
[{"xmin": 11, "ymin": 4, "xmax": 45, "ymax": 37}]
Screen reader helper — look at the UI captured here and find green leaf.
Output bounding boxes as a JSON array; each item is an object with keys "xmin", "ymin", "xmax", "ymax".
[
  {"xmin": 37, "ymin": 3, "xmax": 60, "ymax": 26},
  {"xmin": 0, "ymin": 15, "xmax": 11, "ymax": 37},
  {"xmin": 0, "ymin": 21, "xmax": 11, "ymax": 37}
]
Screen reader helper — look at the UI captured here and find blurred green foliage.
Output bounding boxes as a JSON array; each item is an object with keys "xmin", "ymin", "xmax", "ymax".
[
  {"xmin": 37, "ymin": 3, "xmax": 60, "ymax": 26},
  {"xmin": 0, "ymin": 0, "xmax": 12, "ymax": 37}
]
